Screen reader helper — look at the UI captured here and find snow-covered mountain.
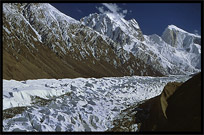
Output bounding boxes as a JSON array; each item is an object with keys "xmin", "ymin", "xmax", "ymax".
[
  {"xmin": 81, "ymin": 13, "xmax": 144, "ymax": 46},
  {"xmin": 3, "ymin": 3, "xmax": 162, "ymax": 80},
  {"xmin": 3, "ymin": 3, "xmax": 201, "ymax": 81},
  {"xmin": 162, "ymin": 25, "xmax": 201, "ymax": 69},
  {"xmin": 81, "ymin": 13, "xmax": 201, "ymax": 75},
  {"xmin": 162, "ymin": 25, "xmax": 201, "ymax": 50}
]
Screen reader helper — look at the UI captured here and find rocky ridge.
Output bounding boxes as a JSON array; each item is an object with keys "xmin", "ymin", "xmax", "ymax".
[{"xmin": 3, "ymin": 3, "xmax": 201, "ymax": 80}]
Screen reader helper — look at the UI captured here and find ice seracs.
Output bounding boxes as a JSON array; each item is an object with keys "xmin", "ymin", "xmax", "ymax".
[{"xmin": 3, "ymin": 75, "xmax": 191, "ymax": 131}]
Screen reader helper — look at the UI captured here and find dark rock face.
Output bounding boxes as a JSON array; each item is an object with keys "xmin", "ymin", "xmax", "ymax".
[
  {"xmin": 165, "ymin": 73, "xmax": 201, "ymax": 131},
  {"xmin": 136, "ymin": 73, "xmax": 201, "ymax": 132}
]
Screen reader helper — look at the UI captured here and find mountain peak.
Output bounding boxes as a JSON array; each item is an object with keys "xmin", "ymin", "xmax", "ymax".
[
  {"xmin": 165, "ymin": 24, "xmax": 200, "ymax": 38},
  {"xmin": 81, "ymin": 12, "xmax": 144, "ymax": 45},
  {"xmin": 162, "ymin": 24, "xmax": 201, "ymax": 56},
  {"xmin": 128, "ymin": 19, "xmax": 140, "ymax": 30},
  {"xmin": 105, "ymin": 12, "xmax": 123, "ymax": 20},
  {"xmin": 166, "ymin": 25, "xmax": 187, "ymax": 33}
]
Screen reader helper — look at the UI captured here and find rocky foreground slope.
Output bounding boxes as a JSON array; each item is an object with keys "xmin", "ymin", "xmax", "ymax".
[
  {"xmin": 3, "ymin": 3, "xmax": 201, "ymax": 80},
  {"xmin": 135, "ymin": 73, "xmax": 201, "ymax": 131}
]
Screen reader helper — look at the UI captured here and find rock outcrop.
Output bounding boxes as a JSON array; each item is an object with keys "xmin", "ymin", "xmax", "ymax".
[{"xmin": 135, "ymin": 73, "xmax": 201, "ymax": 131}]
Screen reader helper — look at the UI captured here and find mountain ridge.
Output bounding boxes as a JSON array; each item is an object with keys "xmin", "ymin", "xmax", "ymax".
[{"xmin": 3, "ymin": 3, "xmax": 201, "ymax": 80}]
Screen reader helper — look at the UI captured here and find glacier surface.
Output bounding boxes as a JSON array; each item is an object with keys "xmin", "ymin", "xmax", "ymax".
[{"xmin": 3, "ymin": 75, "xmax": 191, "ymax": 131}]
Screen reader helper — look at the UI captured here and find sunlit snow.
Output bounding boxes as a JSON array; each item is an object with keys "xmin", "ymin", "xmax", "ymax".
[{"xmin": 3, "ymin": 75, "xmax": 190, "ymax": 131}]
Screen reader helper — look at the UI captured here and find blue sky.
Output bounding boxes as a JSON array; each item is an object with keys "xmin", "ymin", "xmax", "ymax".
[{"xmin": 50, "ymin": 3, "xmax": 201, "ymax": 36}]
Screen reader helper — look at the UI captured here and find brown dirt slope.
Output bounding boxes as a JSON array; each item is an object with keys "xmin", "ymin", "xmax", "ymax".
[{"xmin": 136, "ymin": 73, "xmax": 201, "ymax": 132}]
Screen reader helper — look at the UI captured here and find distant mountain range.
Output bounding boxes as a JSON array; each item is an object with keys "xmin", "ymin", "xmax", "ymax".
[{"xmin": 3, "ymin": 3, "xmax": 201, "ymax": 80}]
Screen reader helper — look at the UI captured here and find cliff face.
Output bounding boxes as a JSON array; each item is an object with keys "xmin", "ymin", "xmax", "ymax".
[{"xmin": 136, "ymin": 73, "xmax": 201, "ymax": 131}]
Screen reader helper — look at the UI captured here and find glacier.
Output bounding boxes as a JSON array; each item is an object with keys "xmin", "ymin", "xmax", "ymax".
[{"xmin": 3, "ymin": 75, "xmax": 191, "ymax": 131}]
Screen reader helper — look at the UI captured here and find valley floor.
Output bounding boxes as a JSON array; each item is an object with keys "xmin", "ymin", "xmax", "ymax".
[{"xmin": 3, "ymin": 75, "xmax": 190, "ymax": 131}]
